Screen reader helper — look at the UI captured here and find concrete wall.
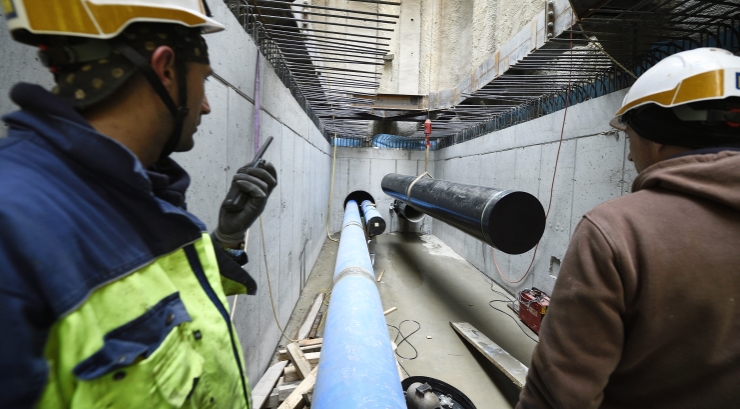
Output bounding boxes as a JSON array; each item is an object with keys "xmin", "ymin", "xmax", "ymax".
[
  {"xmin": 328, "ymin": 147, "xmax": 433, "ymax": 235},
  {"xmin": 432, "ymin": 90, "xmax": 637, "ymax": 296},
  {"xmin": 0, "ymin": 9, "xmax": 55, "ymax": 135},
  {"xmin": 0, "ymin": 1, "xmax": 331, "ymax": 385}
]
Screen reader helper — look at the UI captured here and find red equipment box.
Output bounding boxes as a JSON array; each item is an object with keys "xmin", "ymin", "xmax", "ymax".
[{"xmin": 518, "ymin": 288, "xmax": 550, "ymax": 335}]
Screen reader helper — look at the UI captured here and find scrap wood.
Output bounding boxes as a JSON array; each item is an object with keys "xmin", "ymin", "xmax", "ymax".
[
  {"xmin": 450, "ymin": 322, "xmax": 528, "ymax": 389},
  {"xmin": 252, "ymin": 360, "xmax": 289, "ymax": 409},
  {"xmin": 298, "ymin": 338, "xmax": 323, "ymax": 347},
  {"xmin": 277, "ymin": 382, "xmax": 301, "ymax": 401},
  {"xmin": 277, "ymin": 366, "xmax": 318, "ymax": 409},
  {"xmin": 296, "ymin": 293, "xmax": 325, "ymax": 340},
  {"xmin": 307, "ymin": 311, "xmax": 323, "ymax": 339},
  {"xmin": 383, "ymin": 307, "xmax": 397, "ymax": 316},
  {"xmin": 286, "ymin": 343, "xmax": 312, "ymax": 380},
  {"xmin": 283, "ymin": 352, "xmax": 320, "ymax": 382},
  {"xmin": 278, "ymin": 345, "xmax": 322, "ymax": 361},
  {"xmin": 376, "ymin": 269, "xmax": 385, "ymax": 282}
]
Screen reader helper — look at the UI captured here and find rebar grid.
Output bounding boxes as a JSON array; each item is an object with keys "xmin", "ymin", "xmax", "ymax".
[{"xmin": 225, "ymin": 0, "xmax": 739, "ymax": 150}]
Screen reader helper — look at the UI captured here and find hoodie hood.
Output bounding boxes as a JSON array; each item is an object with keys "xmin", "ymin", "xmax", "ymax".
[{"xmin": 633, "ymin": 149, "xmax": 740, "ymax": 211}]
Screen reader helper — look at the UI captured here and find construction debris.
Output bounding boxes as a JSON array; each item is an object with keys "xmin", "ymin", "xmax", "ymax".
[
  {"xmin": 296, "ymin": 293, "xmax": 325, "ymax": 340},
  {"xmin": 450, "ymin": 321, "xmax": 528, "ymax": 389},
  {"xmin": 260, "ymin": 342, "xmax": 322, "ymax": 409}
]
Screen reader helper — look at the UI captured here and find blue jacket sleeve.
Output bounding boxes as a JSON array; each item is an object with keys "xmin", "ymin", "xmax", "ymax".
[
  {"xmin": 0, "ymin": 241, "xmax": 54, "ymax": 408},
  {"xmin": 0, "ymin": 207, "xmax": 56, "ymax": 408}
]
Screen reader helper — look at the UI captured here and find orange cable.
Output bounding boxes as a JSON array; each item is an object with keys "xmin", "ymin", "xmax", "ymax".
[{"xmin": 494, "ymin": 9, "xmax": 575, "ymax": 284}]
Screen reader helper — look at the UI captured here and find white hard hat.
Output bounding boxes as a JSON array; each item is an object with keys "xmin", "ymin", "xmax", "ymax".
[
  {"xmin": 2, "ymin": 0, "xmax": 224, "ymax": 45},
  {"xmin": 610, "ymin": 48, "xmax": 740, "ymax": 131}
]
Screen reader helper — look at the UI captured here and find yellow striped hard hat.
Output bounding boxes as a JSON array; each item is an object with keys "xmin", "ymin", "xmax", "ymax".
[
  {"xmin": 2, "ymin": 0, "xmax": 224, "ymax": 45},
  {"xmin": 610, "ymin": 48, "xmax": 740, "ymax": 130}
]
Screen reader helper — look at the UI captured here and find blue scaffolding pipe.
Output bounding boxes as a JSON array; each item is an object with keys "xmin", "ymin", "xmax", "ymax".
[{"xmin": 312, "ymin": 200, "xmax": 405, "ymax": 409}]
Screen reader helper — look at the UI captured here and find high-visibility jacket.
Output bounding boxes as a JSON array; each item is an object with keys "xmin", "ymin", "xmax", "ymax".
[{"xmin": 0, "ymin": 83, "xmax": 256, "ymax": 408}]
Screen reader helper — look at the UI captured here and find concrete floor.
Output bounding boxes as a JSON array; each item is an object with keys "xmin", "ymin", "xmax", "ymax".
[{"xmin": 273, "ymin": 232, "xmax": 539, "ymax": 408}]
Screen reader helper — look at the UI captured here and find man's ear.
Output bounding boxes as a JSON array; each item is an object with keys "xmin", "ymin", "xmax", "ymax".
[{"xmin": 149, "ymin": 46, "xmax": 177, "ymax": 91}]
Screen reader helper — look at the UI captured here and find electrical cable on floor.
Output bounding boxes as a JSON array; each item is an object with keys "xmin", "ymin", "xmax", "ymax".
[
  {"xmin": 488, "ymin": 282, "xmax": 539, "ymax": 343},
  {"xmin": 488, "ymin": 300, "xmax": 539, "ymax": 344},
  {"xmin": 388, "ymin": 320, "xmax": 420, "ymax": 378},
  {"xmin": 325, "ymin": 135, "xmax": 339, "ymax": 243},
  {"xmin": 398, "ymin": 360, "xmax": 412, "ymax": 378},
  {"xmin": 492, "ymin": 9, "xmax": 575, "ymax": 284},
  {"xmin": 260, "ymin": 216, "xmax": 299, "ymax": 344},
  {"xmin": 387, "ymin": 320, "xmax": 421, "ymax": 360}
]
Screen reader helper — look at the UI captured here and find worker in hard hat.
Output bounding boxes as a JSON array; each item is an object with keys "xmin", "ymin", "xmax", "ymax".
[
  {"xmin": 517, "ymin": 47, "xmax": 740, "ymax": 409},
  {"xmin": 0, "ymin": 1, "xmax": 275, "ymax": 407}
]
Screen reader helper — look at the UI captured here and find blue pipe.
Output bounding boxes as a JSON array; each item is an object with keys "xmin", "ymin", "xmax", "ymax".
[
  {"xmin": 313, "ymin": 200, "xmax": 405, "ymax": 409},
  {"xmin": 360, "ymin": 200, "xmax": 386, "ymax": 236}
]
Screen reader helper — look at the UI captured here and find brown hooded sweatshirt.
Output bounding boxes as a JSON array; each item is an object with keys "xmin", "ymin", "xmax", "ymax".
[{"xmin": 517, "ymin": 150, "xmax": 740, "ymax": 409}]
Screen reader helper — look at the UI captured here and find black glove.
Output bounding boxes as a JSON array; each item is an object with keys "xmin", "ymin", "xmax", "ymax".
[{"xmin": 213, "ymin": 162, "xmax": 277, "ymax": 246}]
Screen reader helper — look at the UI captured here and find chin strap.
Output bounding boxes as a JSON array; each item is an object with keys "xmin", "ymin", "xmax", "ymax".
[{"xmin": 115, "ymin": 42, "xmax": 189, "ymax": 161}]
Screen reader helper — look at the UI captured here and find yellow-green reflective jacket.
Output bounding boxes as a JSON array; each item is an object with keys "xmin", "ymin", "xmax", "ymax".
[
  {"xmin": 40, "ymin": 234, "xmax": 252, "ymax": 409},
  {"xmin": 0, "ymin": 94, "xmax": 257, "ymax": 409}
]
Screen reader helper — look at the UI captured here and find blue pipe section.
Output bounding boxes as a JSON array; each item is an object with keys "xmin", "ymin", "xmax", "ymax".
[
  {"xmin": 360, "ymin": 200, "xmax": 386, "ymax": 236},
  {"xmin": 313, "ymin": 200, "xmax": 405, "ymax": 409}
]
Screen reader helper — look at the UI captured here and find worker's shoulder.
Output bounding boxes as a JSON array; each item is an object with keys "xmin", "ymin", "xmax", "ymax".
[
  {"xmin": 581, "ymin": 187, "xmax": 694, "ymax": 238},
  {"xmin": 0, "ymin": 132, "xmax": 99, "ymax": 230},
  {"xmin": 0, "ymin": 132, "xmax": 70, "ymax": 193},
  {"xmin": 588, "ymin": 189, "xmax": 654, "ymax": 213},
  {"xmin": 589, "ymin": 184, "xmax": 704, "ymax": 217}
]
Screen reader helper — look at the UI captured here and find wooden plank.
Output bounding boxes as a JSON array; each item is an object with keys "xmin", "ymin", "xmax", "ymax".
[
  {"xmin": 267, "ymin": 388, "xmax": 279, "ymax": 408},
  {"xmin": 283, "ymin": 353, "xmax": 320, "ymax": 382},
  {"xmin": 383, "ymin": 307, "xmax": 397, "ymax": 316},
  {"xmin": 252, "ymin": 361, "xmax": 289, "ymax": 409},
  {"xmin": 266, "ymin": 377, "xmax": 285, "ymax": 409},
  {"xmin": 376, "ymin": 269, "xmax": 385, "ymax": 282},
  {"xmin": 283, "ymin": 366, "xmax": 300, "ymax": 383},
  {"xmin": 277, "ymin": 366, "xmax": 318, "ymax": 409},
  {"xmin": 298, "ymin": 338, "xmax": 323, "ymax": 347},
  {"xmin": 307, "ymin": 311, "xmax": 323, "ymax": 339},
  {"xmin": 450, "ymin": 322, "xmax": 529, "ymax": 389},
  {"xmin": 296, "ymin": 293, "xmax": 325, "ymax": 340},
  {"xmin": 278, "ymin": 345, "xmax": 322, "ymax": 361},
  {"xmin": 286, "ymin": 343, "xmax": 312, "ymax": 380},
  {"xmin": 277, "ymin": 381, "xmax": 302, "ymax": 402}
]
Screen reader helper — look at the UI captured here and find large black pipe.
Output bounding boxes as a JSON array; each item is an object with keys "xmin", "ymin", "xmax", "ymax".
[
  {"xmin": 393, "ymin": 200, "xmax": 425, "ymax": 223},
  {"xmin": 381, "ymin": 174, "xmax": 546, "ymax": 255}
]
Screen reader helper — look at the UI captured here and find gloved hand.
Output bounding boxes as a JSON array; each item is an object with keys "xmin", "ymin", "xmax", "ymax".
[{"xmin": 213, "ymin": 161, "xmax": 277, "ymax": 246}]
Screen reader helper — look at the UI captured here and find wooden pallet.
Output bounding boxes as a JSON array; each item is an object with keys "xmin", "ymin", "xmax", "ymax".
[{"xmin": 253, "ymin": 339, "xmax": 323, "ymax": 409}]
